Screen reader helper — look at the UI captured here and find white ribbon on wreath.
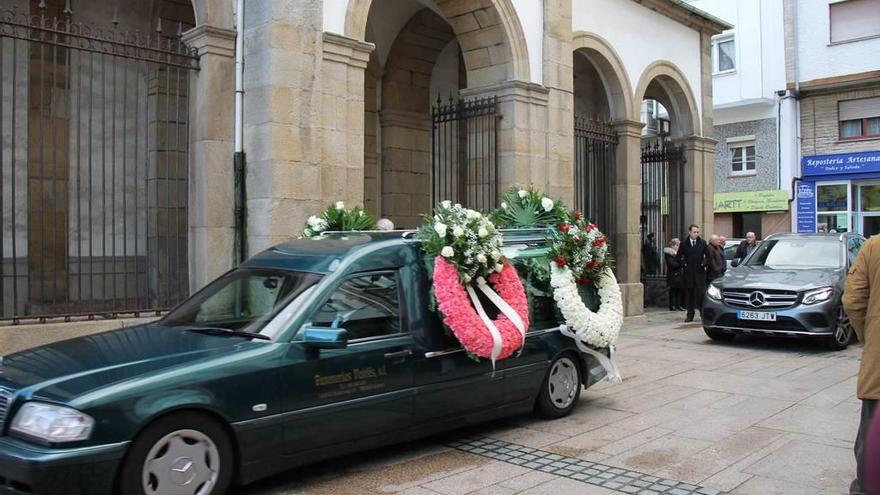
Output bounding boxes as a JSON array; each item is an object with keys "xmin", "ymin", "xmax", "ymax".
[
  {"xmin": 550, "ymin": 264, "xmax": 624, "ymax": 383},
  {"xmin": 466, "ymin": 277, "xmax": 528, "ymax": 368}
]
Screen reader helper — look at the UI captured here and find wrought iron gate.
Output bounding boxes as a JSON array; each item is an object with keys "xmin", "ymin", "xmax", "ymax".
[
  {"xmin": 431, "ymin": 95, "xmax": 499, "ymax": 212},
  {"xmin": 0, "ymin": 7, "xmax": 198, "ymax": 322},
  {"xmin": 640, "ymin": 141, "xmax": 685, "ymax": 277},
  {"xmin": 574, "ymin": 116, "xmax": 616, "ymax": 231}
]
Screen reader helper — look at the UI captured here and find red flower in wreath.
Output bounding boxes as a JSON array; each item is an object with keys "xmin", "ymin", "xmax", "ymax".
[
  {"xmin": 592, "ymin": 237, "xmax": 606, "ymax": 247},
  {"xmin": 554, "ymin": 257, "xmax": 567, "ymax": 267},
  {"xmin": 587, "ymin": 260, "xmax": 598, "ymax": 269},
  {"xmin": 433, "ymin": 258, "xmax": 529, "ymax": 361},
  {"xmin": 587, "ymin": 223, "xmax": 597, "ymax": 232},
  {"xmin": 577, "ymin": 277, "xmax": 591, "ymax": 286},
  {"xmin": 559, "ymin": 224, "xmax": 571, "ymax": 233}
]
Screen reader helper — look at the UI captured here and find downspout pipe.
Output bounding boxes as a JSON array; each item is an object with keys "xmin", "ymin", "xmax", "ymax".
[{"xmin": 233, "ymin": 0, "xmax": 246, "ymax": 265}]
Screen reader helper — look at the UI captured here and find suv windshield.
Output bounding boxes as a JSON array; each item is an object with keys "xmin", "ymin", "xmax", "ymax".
[
  {"xmin": 745, "ymin": 238, "xmax": 842, "ymax": 269},
  {"xmin": 162, "ymin": 268, "xmax": 322, "ymax": 335}
]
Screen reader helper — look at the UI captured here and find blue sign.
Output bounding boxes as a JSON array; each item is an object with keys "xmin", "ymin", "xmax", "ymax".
[
  {"xmin": 796, "ymin": 181, "xmax": 816, "ymax": 233},
  {"xmin": 802, "ymin": 150, "xmax": 880, "ymax": 177}
]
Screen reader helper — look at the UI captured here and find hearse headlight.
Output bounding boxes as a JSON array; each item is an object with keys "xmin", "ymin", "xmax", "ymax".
[
  {"xmin": 707, "ymin": 284, "xmax": 722, "ymax": 301},
  {"xmin": 802, "ymin": 287, "xmax": 834, "ymax": 305},
  {"xmin": 10, "ymin": 402, "xmax": 94, "ymax": 443}
]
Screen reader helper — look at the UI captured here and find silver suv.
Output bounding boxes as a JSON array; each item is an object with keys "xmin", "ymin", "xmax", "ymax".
[{"xmin": 701, "ymin": 232, "xmax": 865, "ymax": 350}]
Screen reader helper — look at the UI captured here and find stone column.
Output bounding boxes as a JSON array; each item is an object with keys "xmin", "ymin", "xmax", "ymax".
[
  {"xmin": 182, "ymin": 25, "xmax": 236, "ymax": 293},
  {"xmin": 543, "ymin": 0, "xmax": 574, "ymax": 203},
  {"xmin": 460, "ymin": 81, "xmax": 550, "ymax": 195},
  {"xmin": 611, "ymin": 120, "xmax": 645, "ymax": 316},
  {"xmin": 683, "ymin": 135, "xmax": 717, "ymax": 235}
]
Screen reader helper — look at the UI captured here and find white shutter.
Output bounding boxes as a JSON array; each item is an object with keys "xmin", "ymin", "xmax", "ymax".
[
  {"xmin": 830, "ymin": 0, "xmax": 880, "ymax": 43},
  {"xmin": 839, "ymin": 97, "xmax": 880, "ymax": 121}
]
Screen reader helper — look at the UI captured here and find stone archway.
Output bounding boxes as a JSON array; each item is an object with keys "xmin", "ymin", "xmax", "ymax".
[
  {"xmin": 345, "ymin": 0, "xmax": 530, "ymax": 85},
  {"xmin": 634, "ymin": 61, "xmax": 700, "ymax": 139},
  {"xmin": 571, "ymin": 32, "xmax": 633, "ymax": 122}
]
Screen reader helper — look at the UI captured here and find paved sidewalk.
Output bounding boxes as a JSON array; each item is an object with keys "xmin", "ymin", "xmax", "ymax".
[{"xmin": 245, "ymin": 310, "xmax": 862, "ymax": 495}]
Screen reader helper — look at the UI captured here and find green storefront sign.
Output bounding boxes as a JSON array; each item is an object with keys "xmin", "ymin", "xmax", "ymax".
[{"xmin": 714, "ymin": 190, "xmax": 790, "ymax": 213}]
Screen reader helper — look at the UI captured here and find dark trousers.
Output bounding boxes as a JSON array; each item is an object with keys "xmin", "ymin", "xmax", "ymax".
[
  {"xmin": 684, "ymin": 287, "xmax": 703, "ymax": 318},
  {"xmin": 668, "ymin": 288, "xmax": 682, "ymax": 310},
  {"xmin": 852, "ymin": 399, "xmax": 879, "ymax": 494}
]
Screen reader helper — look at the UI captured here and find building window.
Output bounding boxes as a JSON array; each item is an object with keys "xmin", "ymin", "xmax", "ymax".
[
  {"xmin": 830, "ymin": 0, "xmax": 880, "ymax": 44},
  {"xmin": 728, "ymin": 136, "xmax": 756, "ymax": 176},
  {"xmin": 712, "ymin": 36, "xmax": 735, "ymax": 74},
  {"xmin": 839, "ymin": 97, "xmax": 880, "ymax": 140},
  {"xmin": 816, "ymin": 182, "xmax": 850, "ymax": 233}
]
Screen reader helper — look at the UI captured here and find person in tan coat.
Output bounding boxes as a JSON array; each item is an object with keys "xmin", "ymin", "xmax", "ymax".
[{"xmin": 843, "ymin": 235, "xmax": 880, "ymax": 495}]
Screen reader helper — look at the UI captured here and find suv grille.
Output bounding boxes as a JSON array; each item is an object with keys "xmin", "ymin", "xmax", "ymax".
[
  {"xmin": 0, "ymin": 387, "xmax": 10, "ymax": 431},
  {"xmin": 722, "ymin": 289, "xmax": 798, "ymax": 309}
]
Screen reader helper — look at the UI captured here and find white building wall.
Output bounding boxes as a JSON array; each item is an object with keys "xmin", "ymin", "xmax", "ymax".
[
  {"xmin": 793, "ymin": 0, "xmax": 880, "ymax": 83},
  {"xmin": 573, "ymin": 0, "xmax": 703, "ymax": 125}
]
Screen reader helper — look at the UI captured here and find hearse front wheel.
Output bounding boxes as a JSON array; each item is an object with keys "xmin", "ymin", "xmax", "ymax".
[
  {"xmin": 535, "ymin": 354, "xmax": 582, "ymax": 419},
  {"xmin": 118, "ymin": 411, "xmax": 234, "ymax": 495}
]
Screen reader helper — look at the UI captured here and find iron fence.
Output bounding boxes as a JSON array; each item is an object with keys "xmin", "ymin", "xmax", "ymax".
[
  {"xmin": 431, "ymin": 95, "xmax": 499, "ymax": 212},
  {"xmin": 640, "ymin": 140, "xmax": 685, "ymax": 278},
  {"xmin": 574, "ymin": 115, "xmax": 616, "ymax": 232},
  {"xmin": 0, "ymin": 7, "xmax": 198, "ymax": 322}
]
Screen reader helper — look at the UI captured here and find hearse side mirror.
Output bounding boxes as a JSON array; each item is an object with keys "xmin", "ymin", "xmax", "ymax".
[
  {"xmin": 731, "ymin": 259, "xmax": 741, "ymax": 268},
  {"xmin": 302, "ymin": 327, "xmax": 349, "ymax": 349}
]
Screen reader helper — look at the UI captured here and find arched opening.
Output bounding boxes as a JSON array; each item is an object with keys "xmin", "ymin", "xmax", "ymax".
[
  {"xmin": 0, "ymin": 0, "xmax": 197, "ymax": 319},
  {"xmin": 635, "ymin": 64, "xmax": 699, "ymax": 284},
  {"xmin": 357, "ymin": 0, "xmax": 520, "ymax": 228}
]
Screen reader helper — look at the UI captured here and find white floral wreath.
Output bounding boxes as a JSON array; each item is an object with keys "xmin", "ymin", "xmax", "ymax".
[{"xmin": 549, "ymin": 265, "xmax": 623, "ymax": 348}]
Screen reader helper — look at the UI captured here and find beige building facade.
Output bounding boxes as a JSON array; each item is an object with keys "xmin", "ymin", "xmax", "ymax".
[{"xmin": 0, "ymin": 0, "xmax": 726, "ymax": 323}]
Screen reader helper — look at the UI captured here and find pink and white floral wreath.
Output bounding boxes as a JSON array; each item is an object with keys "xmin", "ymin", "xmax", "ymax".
[{"xmin": 433, "ymin": 257, "xmax": 530, "ymax": 364}]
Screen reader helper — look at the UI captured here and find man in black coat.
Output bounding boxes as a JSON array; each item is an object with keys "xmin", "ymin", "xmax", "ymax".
[{"xmin": 676, "ymin": 224, "xmax": 709, "ymax": 322}]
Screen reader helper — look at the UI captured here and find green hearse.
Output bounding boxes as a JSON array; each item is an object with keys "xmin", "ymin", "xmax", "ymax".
[{"xmin": 0, "ymin": 231, "xmax": 609, "ymax": 495}]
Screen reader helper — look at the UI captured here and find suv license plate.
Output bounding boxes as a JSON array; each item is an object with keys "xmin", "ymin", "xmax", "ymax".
[{"xmin": 737, "ymin": 311, "xmax": 776, "ymax": 321}]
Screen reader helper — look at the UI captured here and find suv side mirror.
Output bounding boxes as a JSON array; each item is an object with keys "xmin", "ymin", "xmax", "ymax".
[{"xmin": 302, "ymin": 327, "xmax": 349, "ymax": 349}]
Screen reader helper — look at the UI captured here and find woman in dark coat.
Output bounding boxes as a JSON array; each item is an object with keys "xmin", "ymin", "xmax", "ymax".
[
  {"xmin": 664, "ymin": 238, "xmax": 684, "ymax": 311},
  {"xmin": 676, "ymin": 224, "xmax": 709, "ymax": 322}
]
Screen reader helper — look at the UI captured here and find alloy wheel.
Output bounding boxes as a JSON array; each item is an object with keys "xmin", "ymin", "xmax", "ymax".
[
  {"xmin": 834, "ymin": 306, "xmax": 852, "ymax": 345},
  {"xmin": 142, "ymin": 429, "xmax": 221, "ymax": 495},
  {"xmin": 547, "ymin": 357, "xmax": 579, "ymax": 409}
]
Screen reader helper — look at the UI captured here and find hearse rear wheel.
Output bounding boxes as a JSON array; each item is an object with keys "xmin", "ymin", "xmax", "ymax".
[
  {"xmin": 118, "ymin": 411, "xmax": 234, "ymax": 495},
  {"xmin": 535, "ymin": 354, "xmax": 582, "ymax": 419},
  {"xmin": 822, "ymin": 306, "xmax": 853, "ymax": 351}
]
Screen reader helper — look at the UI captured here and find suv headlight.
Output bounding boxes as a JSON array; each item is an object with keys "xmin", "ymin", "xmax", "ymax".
[
  {"xmin": 802, "ymin": 287, "xmax": 834, "ymax": 305},
  {"xmin": 707, "ymin": 284, "xmax": 722, "ymax": 300},
  {"xmin": 10, "ymin": 402, "xmax": 94, "ymax": 443}
]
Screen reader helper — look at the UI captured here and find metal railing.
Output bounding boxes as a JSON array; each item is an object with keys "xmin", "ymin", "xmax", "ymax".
[
  {"xmin": 0, "ymin": 6, "xmax": 198, "ymax": 322},
  {"xmin": 640, "ymin": 140, "xmax": 685, "ymax": 278},
  {"xmin": 574, "ymin": 115, "xmax": 617, "ymax": 232},
  {"xmin": 431, "ymin": 95, "xmax": 499, "ymax": 212}
]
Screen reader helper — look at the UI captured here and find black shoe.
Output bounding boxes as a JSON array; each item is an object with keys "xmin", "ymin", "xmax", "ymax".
[{"xmin": 685, "ymin": 315, "xmax": 694, "ymax": 322}]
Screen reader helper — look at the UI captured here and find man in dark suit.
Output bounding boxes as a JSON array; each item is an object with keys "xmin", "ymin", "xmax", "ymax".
[{"xmin": 676, "ymin": 224, "xmax": 709, "ymax": 322}]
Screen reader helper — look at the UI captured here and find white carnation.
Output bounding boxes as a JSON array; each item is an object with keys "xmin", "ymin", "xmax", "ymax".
[
  {"xmin": 501, "ymin": 202, "xmax": 508, "ymax": 209},
  {"xmin": 335, "ymin": 201, "xmax": 345, "ymax": 210},
  {"xmin": 476, "ymin": 253, "xmax": 487, "ymax": 263},
  {"xmin": 307, "ymin": 215, "xmax": 324, "ymax": 229},
  {"xmin": 478, "ymin": 228, "xmax": 489, "ymax": 238},
  {"xmin": 491, "ymin": 250, "xmax": 502, "ymax": 260},
  {"xmin": 495, "ymin": 264, "xmax": 504, "ymax": 273},
  {"xmin": 541, "ymin": 197, "xmax": 554, "ymax": 212},
  {"xmin": 518, "ymin": 189, "xmax": 528, "ymax": 198},
  {"xmin": 441, "ymin": 200, "xmax": 452, "ymax": 209},
  {"xmin": 440, "ymin": 246, "xmax": 454, "ymax": 258},
  {"xmin": 434, "ymin": 223, "xmax": 447, "ymax": 237},
  {"xmin": 453, "ymin": 226, "xmax": 464, "ymax": 237}
]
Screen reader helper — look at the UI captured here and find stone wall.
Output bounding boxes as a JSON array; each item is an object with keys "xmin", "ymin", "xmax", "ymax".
[
  {"xmin": 800, "ymin": 84, "xmax": 880, "ymax": 156},
  {"xmin": 713, "ymin": 118, "xmax": 779, "ymax": 193}
]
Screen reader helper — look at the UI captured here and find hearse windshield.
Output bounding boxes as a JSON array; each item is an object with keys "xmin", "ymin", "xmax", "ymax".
[
  {"xmin": 745, "ymin": 238, "xmax": 843, "ymax": 269},
  {"xmin": 162, "ymin": 268, "xmax": 323, "ymax": 335}
]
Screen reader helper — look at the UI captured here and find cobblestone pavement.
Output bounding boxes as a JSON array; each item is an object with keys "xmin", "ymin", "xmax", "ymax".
[{"xmin": 243, "ymin": 310, "xmax": 862, "ymax": 495}]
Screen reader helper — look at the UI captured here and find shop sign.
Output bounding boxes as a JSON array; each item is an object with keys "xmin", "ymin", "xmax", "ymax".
[
  {"xmin": 802, "ymin": 150, "xmax": 880, "ymax": 176},
  {"xmin": 796, "ymin": 181, "xmax": 816, "ymax": 233},
  {"xmin": 713, "ymin": 190, "xmax": 789, "ymax": 213}
]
